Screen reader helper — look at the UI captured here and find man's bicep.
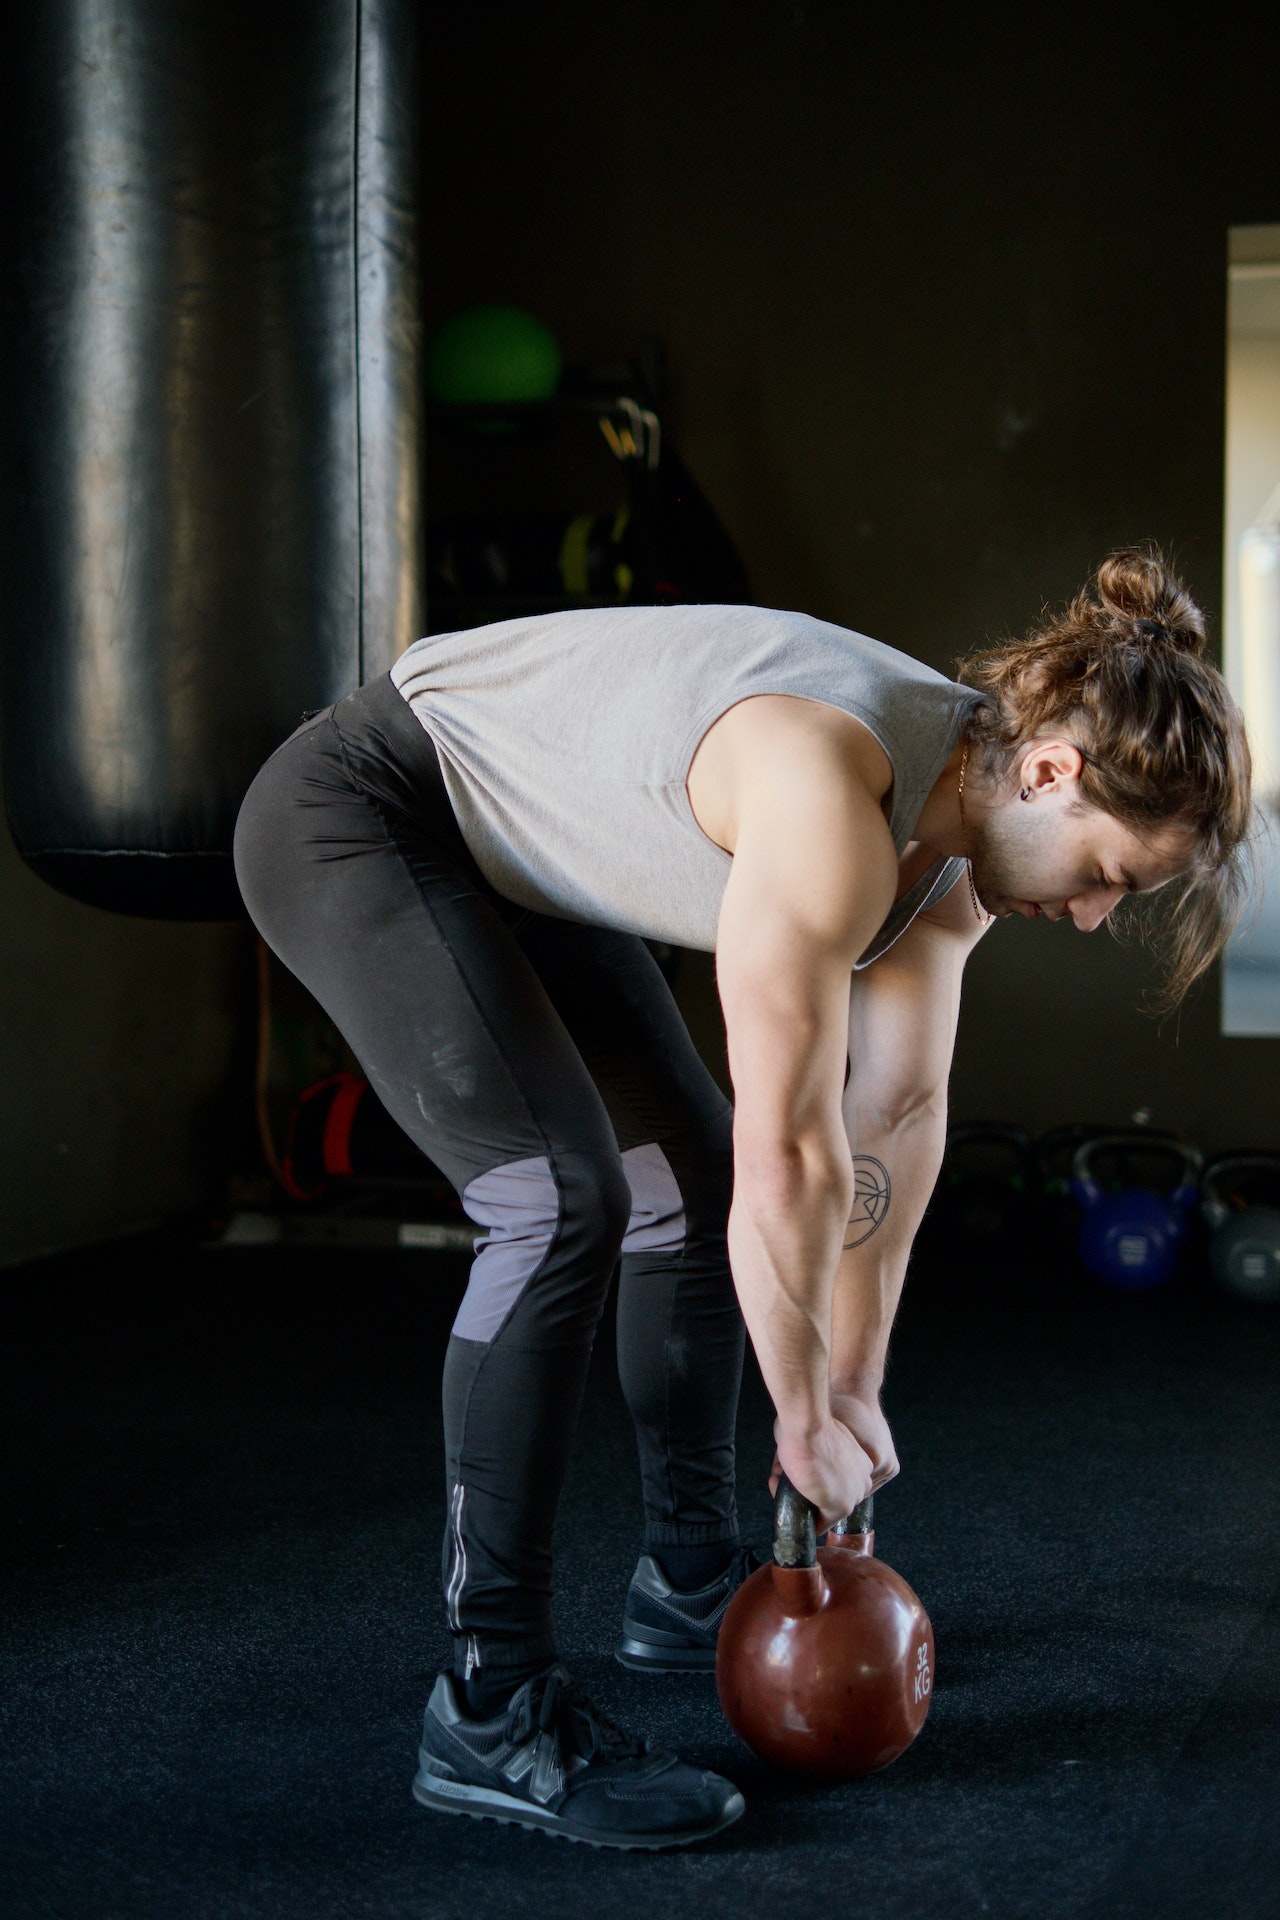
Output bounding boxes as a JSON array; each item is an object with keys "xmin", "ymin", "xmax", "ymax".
[
  {"xmin": 716, "ymin": 861, "xmax": 856, "ymax": 1139},
  {"xmin": 716, "ymin": 768, "xmax": 898, "ymax": 1136}
]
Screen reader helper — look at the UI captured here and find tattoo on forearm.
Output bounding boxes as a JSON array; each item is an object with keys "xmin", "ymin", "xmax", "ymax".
[{"xmin": 844, "ymin": 1155, "xmax": 891, "ymax": 1248}]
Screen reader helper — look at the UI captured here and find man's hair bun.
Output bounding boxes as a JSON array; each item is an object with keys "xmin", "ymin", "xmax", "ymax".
[
  {"xmin": 958, "ymin": 546, "xmax": 1252, "ymax": 1011},
  {"xmin": 1094, "ymin": 548, "xmax": 1206, "ymax": 655}
]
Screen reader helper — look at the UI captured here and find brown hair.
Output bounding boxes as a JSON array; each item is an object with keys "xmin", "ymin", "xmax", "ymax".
[{"xmin": 958, "ymin": 547, "xmax": 1253, "ymax": 1011}]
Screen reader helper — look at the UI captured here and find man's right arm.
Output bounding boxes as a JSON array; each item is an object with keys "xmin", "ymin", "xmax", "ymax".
[{"xmin": 714, "ymin": 713, "xmax": 899, "ymax": 1527}]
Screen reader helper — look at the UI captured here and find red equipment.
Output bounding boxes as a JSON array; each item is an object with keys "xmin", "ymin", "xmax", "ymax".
[{"xmin": 716, "ymin": 1480, "xmax": 934, "ymax": 1777}]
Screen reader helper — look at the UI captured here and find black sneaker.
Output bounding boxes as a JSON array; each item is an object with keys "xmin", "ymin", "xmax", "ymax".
[
  {"xmin": 412, "ymin": 1664, "xmax": 745, "ymax": 1850},
  {"xmin": 615, "ymin": 1547, "xmax": 765, "ymax": 1672}
]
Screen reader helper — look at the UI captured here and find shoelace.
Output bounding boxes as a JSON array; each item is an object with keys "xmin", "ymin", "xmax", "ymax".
[
  {"xmin": 505, "ymin": 1670, "xmax": 648, "ymax": 1765},
  {"xmin": 725, "ymin": 1545, "xmax": 764, "ymax": 1588}
]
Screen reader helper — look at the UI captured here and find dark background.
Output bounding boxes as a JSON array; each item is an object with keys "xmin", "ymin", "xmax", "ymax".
[
  {"xmin": 3, "ymin": 0, "xmax": 1280, "ymax": 1249},
  {"xmin": 423, "ymin": 0, "xmax": 1280, "ymax": 1149},
  {"xmin": 3, "ymin": 12, "xmax": 1280, "ymax": 1916}
]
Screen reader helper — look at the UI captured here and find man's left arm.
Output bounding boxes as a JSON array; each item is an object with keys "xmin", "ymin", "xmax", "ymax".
[{"xmin": 828, "ymin": 875, "xmax": 990, "ymax": 1486}]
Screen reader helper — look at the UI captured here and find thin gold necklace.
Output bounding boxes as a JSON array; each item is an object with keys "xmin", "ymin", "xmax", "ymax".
[{"xmin": 956, "ymin": 739, "xmax": 990, "ymax": 925}]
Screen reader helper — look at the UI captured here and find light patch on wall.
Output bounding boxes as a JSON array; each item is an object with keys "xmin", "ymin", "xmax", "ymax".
[{"xmin": 1223, "ymin": 226, "xmax": 1280, "ymax": 1037}]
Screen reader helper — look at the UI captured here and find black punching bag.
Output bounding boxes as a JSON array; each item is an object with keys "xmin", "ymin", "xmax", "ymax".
[{"xmin": 0, "ymin": 0, "xmax": 422, "ymax": 918}]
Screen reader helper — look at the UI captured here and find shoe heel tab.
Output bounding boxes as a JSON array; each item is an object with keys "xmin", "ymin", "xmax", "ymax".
[
  {"xmin": 427, "ymin": 1671, "xmax": 465, "ymax": 1727},
  {"xmin": 633, "ymin": 1553, "xmax": 674, "ymax": 1593}
]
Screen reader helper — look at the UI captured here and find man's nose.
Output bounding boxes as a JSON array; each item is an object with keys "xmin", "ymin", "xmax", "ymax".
[{"xmin": 1069, "ymin": 887, "xmax": 1124, "ymax": 932}]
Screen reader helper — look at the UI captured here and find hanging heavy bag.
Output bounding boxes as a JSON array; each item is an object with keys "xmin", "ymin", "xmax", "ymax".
[{"xmin": 0, "ymin": 0, "xmax": 422, "ymax": 918}]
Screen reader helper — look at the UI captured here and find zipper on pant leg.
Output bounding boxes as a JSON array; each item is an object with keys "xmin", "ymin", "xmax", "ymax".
[
  {"xmin": 446, "ymin": 1481, "xmax": 469, "ymax": 1636},
  {"xmin": 446, "ymin": 1484, "xmax": 483, "ymax": 1676}
]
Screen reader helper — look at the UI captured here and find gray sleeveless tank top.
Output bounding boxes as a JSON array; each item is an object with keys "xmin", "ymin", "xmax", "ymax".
[{"xmin": 390, "ymin": 604, "xmax": 979, "ymax": 964}]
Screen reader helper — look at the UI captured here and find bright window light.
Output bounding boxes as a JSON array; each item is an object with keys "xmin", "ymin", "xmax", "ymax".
[{"xmin": 1222, "ymin": 227, "xmax": 1280, "ymax": 1036}]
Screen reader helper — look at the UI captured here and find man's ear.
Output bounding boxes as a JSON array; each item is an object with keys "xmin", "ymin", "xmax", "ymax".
[{"xmin": 1016, "ymin": 739, "xmax": 1084, "ymax": 800}]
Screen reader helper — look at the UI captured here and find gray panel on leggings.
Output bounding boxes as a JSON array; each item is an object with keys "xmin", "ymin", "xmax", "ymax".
[
  {"xmin": 620, "ymin": 1142, "xmax": 686, "ymax": 1255},
  {"xmin": 453, "ymin": 1154, "xmax": 560, "ymax": 1343}
]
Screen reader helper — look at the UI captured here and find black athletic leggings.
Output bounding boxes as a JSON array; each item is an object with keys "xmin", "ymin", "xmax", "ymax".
[{"xmin": 234, "ymin": 673, "xmax": 745, "ymax": 1675}]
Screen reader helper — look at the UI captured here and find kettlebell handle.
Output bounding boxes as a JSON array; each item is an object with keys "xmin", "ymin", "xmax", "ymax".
[
  {"xmin": 773, "ymin": 1476, "xmax": 875, "ymax": 1566},
  {"xmin": 830, "ymin": 1494, "xmax": 875, "ymax": 1537},
  {"xmin": 946, "ymin": 1122, "xmax": 1033, "ymax": 1157},
  {"xmin": 1071, "ymin": 1133, "xmax": 1203, "ymax": 1195},
  {"xmin": 1201, "ymin": 1152, "xmax": 1280, "ymax": 1208},
  {"xmin": 773, "ymin": 1474, "xmax": 819, "ymax": 1568}
]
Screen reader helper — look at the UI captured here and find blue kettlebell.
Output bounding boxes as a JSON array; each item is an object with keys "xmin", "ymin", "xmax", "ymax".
[
  {"xmin": 1070, "ymin": 1135, "xmax": 1202, "ymax": 1289},
  {"xmin": 1200, "ymin": 1154, "xmax": 1280, "ymax": 1304}
]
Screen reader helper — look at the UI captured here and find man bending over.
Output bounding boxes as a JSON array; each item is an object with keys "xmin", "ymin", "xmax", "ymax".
[{"xmin": 235, "ymin": 547, "xmax": 1250, "ymax": 1850}]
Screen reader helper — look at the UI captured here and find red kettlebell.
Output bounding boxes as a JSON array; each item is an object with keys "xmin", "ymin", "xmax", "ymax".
[{"xmin": 715, "ymin": 1479, "xmax": 934, "ymax": 1777}]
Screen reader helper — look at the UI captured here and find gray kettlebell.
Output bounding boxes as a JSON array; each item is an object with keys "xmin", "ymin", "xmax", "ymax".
[{"xmin": 1200, "ymin": 1154, "xmax": 1280, "ymax": 1304}]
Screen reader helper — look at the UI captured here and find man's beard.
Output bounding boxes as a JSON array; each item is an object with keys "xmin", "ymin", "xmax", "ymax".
[{"xmin": 967, "ymin": 801, "xmax": 1060, "ymax": 916}]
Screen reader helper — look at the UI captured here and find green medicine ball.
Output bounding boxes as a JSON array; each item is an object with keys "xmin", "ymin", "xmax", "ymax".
[{"xmin": 426, "ymin": 305, "xmax": 563, "ymax": 407}]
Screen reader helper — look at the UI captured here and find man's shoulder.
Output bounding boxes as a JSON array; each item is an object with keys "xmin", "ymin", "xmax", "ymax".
[{"xmin": 712, "ymin": 692, "xmax": 896, "ymax": 810}]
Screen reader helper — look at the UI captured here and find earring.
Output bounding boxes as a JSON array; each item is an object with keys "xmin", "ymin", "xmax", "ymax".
[{"xmin": 1020, "ymin": 787, "xmax": 1031, "ymax": 801}]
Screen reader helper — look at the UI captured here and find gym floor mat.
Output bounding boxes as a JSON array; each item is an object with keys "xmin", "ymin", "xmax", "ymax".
[{"xmin": 1, "ymin": 1237, "xmax": 1277, "ymax": 1919}]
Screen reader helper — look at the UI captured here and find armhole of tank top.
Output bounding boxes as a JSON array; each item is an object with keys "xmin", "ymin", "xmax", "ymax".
[
  {"xmin": 853, "ymin": 855, "xmax": 963, "ymax": 970},
  {"xmin": 674, "ymin": 693, "xmax": 901, "ymax": 850}
]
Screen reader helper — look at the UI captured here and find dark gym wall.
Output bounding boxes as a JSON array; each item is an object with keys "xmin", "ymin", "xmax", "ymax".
[
  {"xmin": 0, "ymin": 792, "xmax": 248, "ymax": 1265},
  {"xmin": 426, "ymin": 1, "xmax": 1280, "ymax": 1150}
]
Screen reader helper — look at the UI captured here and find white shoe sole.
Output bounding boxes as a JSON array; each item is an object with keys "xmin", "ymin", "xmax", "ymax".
[{"xmin": 412, "ymin": 1769, "xmax": 746, "ymax": 1851}]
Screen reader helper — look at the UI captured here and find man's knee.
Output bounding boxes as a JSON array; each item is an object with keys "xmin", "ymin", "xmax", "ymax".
[
  {"xmin": 453, "ymin": 1148, "xmax": 628, "ymax": 1344},
  {"xmin": 620, "ymin": 1119, "xmax": 734, "ymax": 1257},
  {"xmin": 557, "ymin": 1147, "xmax": 632, "ymax": 1270}
]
